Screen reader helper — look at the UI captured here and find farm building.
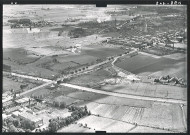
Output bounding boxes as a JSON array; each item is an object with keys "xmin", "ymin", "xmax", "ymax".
[
  {"xmin": 18, "ymin": 112, "xmax": 43, "ymax": 128},
  {"xmin": 5, "ymin": 106, "xmax": 21, "ymax": 114},
  {"xmin": 15, "ymin": 97, "xmax": 36, "ymax": 107}
]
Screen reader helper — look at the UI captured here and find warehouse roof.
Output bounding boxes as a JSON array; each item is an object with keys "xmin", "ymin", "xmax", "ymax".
[{"xmin": 18, "ymin": 112, "xmax": 42, "ymax": 123}]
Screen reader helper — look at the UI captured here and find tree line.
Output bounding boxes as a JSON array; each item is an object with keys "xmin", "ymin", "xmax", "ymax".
[{"xmin": 48, "ymin": 105, "xmax": 91, "ymax": 132}]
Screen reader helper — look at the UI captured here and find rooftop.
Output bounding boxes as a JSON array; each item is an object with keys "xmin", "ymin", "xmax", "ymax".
[
  {"xmin": 3, "ymin": 96, "xmax": 13, "ymax": 103},
  {"xmin": 15, "ymin": 97, "xmax": 35, "ymax": 104},
  {"xmin": 18, "ymin": 112, "xmax": 42, "ymax": 123},
  {"xmin": 12, "ymin": 111, "xmax": 21, "ymax": 116}
]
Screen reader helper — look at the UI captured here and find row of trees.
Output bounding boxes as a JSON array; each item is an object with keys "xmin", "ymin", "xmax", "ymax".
[
  {"xmin": 53, "ymin": 101, "xmax": 66, "ymax": 109},
  {"xmin": 69, "ymin": 66, "xmax": 89, "ymax": 75},
  {"xmin": 48, "ymin": 105, "xmax": 91, "ymax": 132}
]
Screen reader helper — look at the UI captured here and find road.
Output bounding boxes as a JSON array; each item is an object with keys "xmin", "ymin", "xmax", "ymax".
[
  {"xmin": 11, "ymin": 73, "xmax": 187, "ymax": 105},
  {"xmin": 60, "ymin": 83, "xmax": 187, "ymax": 105},
  {"xmin": 9, "ymin": 57, "xmax": 187, "ymax": 105},
  {"xmin": 111, "ymin": 50, "xmax": 137, "ymax": 76},
  {"xmin": 20, "ymin": 81, "xmax": 54, "ymax": 96},
  {"xmin": 11, "ymin": 72, "xmax": 52, "ymax": 82}
]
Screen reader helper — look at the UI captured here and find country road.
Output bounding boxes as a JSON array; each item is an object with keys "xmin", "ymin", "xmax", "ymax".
[
  {"xmin": 10, "ymin": 72, "xmax": 187, "ymax": 105},
  {"xmin": 20, "ymin": 81, "xmax": 54, "ymax": 96},
  {"xmin": 60, "ymin": 83, "xmax": 187, "ymax": 105}
]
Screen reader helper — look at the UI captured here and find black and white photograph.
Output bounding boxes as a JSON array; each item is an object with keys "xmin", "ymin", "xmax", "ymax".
[{"xmin": 2, "ymin": 4, "xmax": 187, "ymax": 133}]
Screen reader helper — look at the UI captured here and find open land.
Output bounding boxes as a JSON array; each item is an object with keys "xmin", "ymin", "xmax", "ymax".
[{"xmin": 3, "ymin": 5, "xmax": 187, "ymax": 133}]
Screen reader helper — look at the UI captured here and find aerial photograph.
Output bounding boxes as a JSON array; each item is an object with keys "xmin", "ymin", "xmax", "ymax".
[{"xmin": 2, "ymin": 4, "xmax": 187, "ymax": 133}]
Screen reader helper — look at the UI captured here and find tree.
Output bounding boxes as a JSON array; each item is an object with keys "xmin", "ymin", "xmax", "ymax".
[
  {"xmin": 13, "ymin": 119, "xmax": 20, "ymax": 127},
  {"xmin": 52, "ymin": 58, "xmax": 58, "ymax": 63},
  {"xmin": 49, "ymin": 121, "xmax": 59, "ymax": 132},
  {"xmin": 73, "ymin": 115, "xmax": 79, "ymax": 120},
  {"xmin": 60, "ymin": 119, "xmax": 66, "ymax": 127},
  {"xmin": 25, "ymin": 129, "xmax": 31, "ymax": 132},
  {"xmin": 9, "ymin": 124, "xmax": 18, "ymax": 132},
  {"xmin": 84, "ymin": 105, "xmax": 87, "ymax": 112},
  {"xmin": 60, "ymin": 102, "xmax": 66, "ymax": 109},
  {"xmin": 53, "ymin": 101, "xmax": 59, "ymax": 107},
  {"xmin": 71, "ymin": 72, "xmax": 74, "ymax": 74},
  {"xmin": 88, "ymin": 111, "xmax": 91, "ymax": 115},
  {"xmin": 70, "ymin": 116, "xmax": 74, "ymax": 123},
  {"xmin": 21, "ymin": 119, "xmax": 35, "ymax": 130},
  {"xmin": 6, "ymin": 117, "xmax": 15, "ymax": 125},
  {"xmin": 65, "ymin": 118, "xmax": 71, "ymax": 125}
]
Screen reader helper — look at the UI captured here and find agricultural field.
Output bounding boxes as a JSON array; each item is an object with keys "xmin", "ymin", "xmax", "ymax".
[
  {"xmin": 26, "ymin": 46, "xmax": 72, "ymax": 56},
  {"xmin": 101, "ymin": 82, "xmax": 187, "ymax": 100},
  {"xmin": 54, "ymin": 95, "xmax": 80, "ymax": 106},
  {"xmin": 3, "ymin": 48, "xmax": 41, "ymax": 65},
  {"xmin": 139, "ymin": 102, "xmax": 186, "ymax": 132},
  {"xmin": 57, "ymin": 123, "xmax": 94, "ymax": 133},
  {"xmin": 183, "ymin": 105, "xmax": 187, "ymax": 121},
  {"xmin": 3, "ymin": 75, "xmax": 43, "ymax": 93},
  {"xmin": 30, "ymin": 88, "xmax": 52, "ymax": 98},
  {"xmin": 26, "ymin": 52, "xmax": 99, "ymax": 74},
  {"xmin": 49, "ymin": 62, "xmax": 79, "ymax": 73},
  {"xmin": 3, "ymin": 76, "xmax": 24, "ymax": 92},
  {"xmin": 81, "ymin": 46, "xmax": 125, "ymax": 59},
  {"xmin": 71, "ymin": 91, "xmax": 153, "ymax": 108},
  {"xmin": 12, "ymin": 64, "xmax": 59, "ymax": 79},
  {"xmin": 56, "ymin": 54, "xmax": 98, "ymax": 65},
  {"xmin": 142, "ymin": 47, "xmax": 177, "ymax": 56},
  {"xmin": 115, "ymin": 53, "xmax": 186, "ymax": 80},
  {"xmin": 129, "ymin": 126, "xmax": 174, "ymax": 133},
  {"xmin": 76, "ymin": 101, "xmax": 186, "ymax": 132},
  {"xmin": 149, "ymin": 61, "xmax": 187, "ymax": 80},
  {"xmin": 69, "ymin": 69, "xmax": 112, "ymax": 87},
  {"xmin": 77, "ymin": 102, "xmax": 145, "ymax": 124},
  {"xmin": 43, "ymin": 89, "xmax": 80, "ymax": 105},
  {"xmin": 77, "ymin": 115, "xmax": 135, "ymax": 133}
]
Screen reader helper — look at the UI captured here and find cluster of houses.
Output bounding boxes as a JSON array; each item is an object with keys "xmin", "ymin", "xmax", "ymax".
[
  {"xmin": 154, "ymin": 75, "xmax": 186, "ymax": 86},
  {"xmin": 7, "ymin": 18, "xmax": 54, "ymax": 29},
  {"xmin": 107, "ymin": 36, "xmax": 153, "ymax": 50}
]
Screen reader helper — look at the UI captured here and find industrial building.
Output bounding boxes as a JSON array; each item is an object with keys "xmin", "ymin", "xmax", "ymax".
[{"xmin": 18, "ymin": 112, "xmax": 43, "ymax": 128}]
